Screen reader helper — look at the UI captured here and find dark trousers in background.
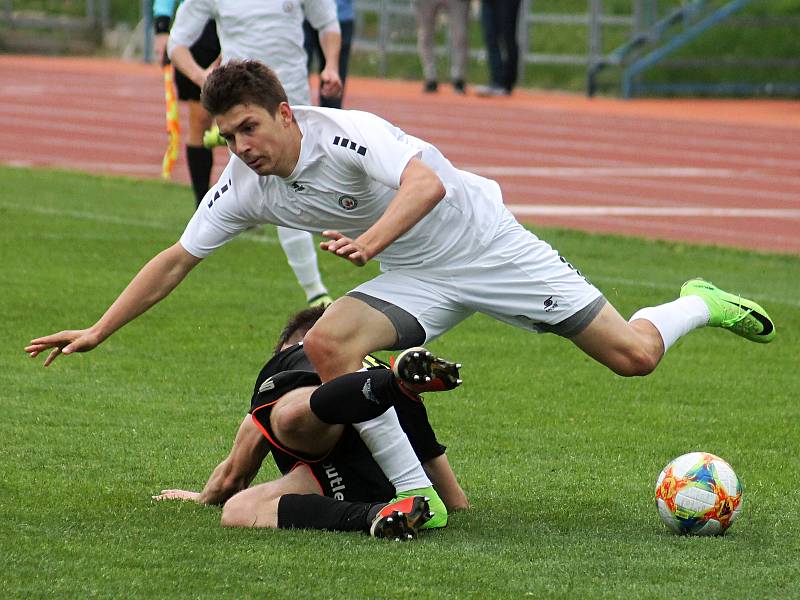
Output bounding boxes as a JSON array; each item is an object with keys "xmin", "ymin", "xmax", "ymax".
[
  {"xmin": 303, "ymin": 19, "xmax": 354, "ymax": 109},
  {"xmin": 480, "ymin": 0, "xmax": 522, "ymax": 92}
]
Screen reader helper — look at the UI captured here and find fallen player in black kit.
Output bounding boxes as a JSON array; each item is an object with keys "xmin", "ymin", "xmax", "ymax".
[{"xmin": 154, "ymin": 307, "xmax": 468, "ymax": 540}]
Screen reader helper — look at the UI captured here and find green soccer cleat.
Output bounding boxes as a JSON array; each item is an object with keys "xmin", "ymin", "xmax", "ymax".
[
  {"xmin": 680, "ymin": 278, "xmax": 775, "ymax": 343},
  {"xmin": 392, "ymin": 486, "xmax": 447, "ymax": 530},
  {"xmin": 307, "ymin": 293, "xmax": 333, "ymax": 308},
  {"xmin": 202, "ymin": 125, "xmax": 227, "ymax": 149}
]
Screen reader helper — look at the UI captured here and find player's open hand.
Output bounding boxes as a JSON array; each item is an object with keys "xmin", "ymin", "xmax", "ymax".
[
  {"xmin": 152, "ymin": 489, "xmax": 201, "ymax": 503},
  {"xmin": 320, "ymin": 230, "xmax": 369, "ymax": 266},
  {"xmin": 25, "ymin": 329, "xmax": 102, "ymax": 367}
]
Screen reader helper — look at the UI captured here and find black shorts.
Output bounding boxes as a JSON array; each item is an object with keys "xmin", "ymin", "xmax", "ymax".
[
  {"xmin": 174, "ymin": 20, "xmax": 220, "ymax": 101},
  {"xmin": 249, "ymin": 358, "xmax": 446, "ymax": 503}
]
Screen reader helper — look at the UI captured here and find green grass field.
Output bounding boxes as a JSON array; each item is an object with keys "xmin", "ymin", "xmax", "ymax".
[{"xmin": 2, "ymin": 165, "xmax": 799, "ymax": 598}]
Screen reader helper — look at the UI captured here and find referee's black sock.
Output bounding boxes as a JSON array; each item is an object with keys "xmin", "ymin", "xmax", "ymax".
[
  {"xmin": 277, "ymin": 494, "xmax": 383, "ymax": 532},
  {"xmin": 185, "ymin": 145, "xmax": 213, "ymax": 207},
  {"xmin": 309, "ymin": 370, "xmax": 402, "ymax": 424}
]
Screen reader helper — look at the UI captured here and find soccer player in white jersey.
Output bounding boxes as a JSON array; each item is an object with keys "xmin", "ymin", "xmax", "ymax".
[
  {"xmin": 167, "ymin": 0, "xmax": 344, "ymax": 307},
  {"xmin": 27, "ymin": 61, "xmax": 776, "ymax": 528}
]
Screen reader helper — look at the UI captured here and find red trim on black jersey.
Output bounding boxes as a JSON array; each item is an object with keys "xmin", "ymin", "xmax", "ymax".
[{"xmin": 249, "ymin": 410, "xmax": 332, "ymax": 464}]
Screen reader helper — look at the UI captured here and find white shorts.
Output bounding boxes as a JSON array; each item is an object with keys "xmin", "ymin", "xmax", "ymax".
[{"xmin": 350, "ymin": 211, "xmax": 604, "ymax": 344}]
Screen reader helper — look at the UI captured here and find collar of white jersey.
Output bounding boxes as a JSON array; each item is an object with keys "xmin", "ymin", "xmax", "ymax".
[{"xmin": 283, "ymin": 107, "xmax": 311, "ymax": 184}]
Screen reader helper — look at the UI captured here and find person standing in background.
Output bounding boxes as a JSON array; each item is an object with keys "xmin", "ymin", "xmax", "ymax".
[
  {"xmin": 153, "ymin": 0, "xmax": 219, "ymax": 206},
  {"xmin": 476, "ymin": 0, "xmax": 522, "ymax": 96},
  {"xmin": 415, "ymin": 0, "xmax": 470, "ymax": 94},
  {"xmin": 303, "ymin": 0, "xmax": 354, "ymax": 108},
  {"xmin": 166, "ymin": 0, "xmax": 341, "ymax": 306}
]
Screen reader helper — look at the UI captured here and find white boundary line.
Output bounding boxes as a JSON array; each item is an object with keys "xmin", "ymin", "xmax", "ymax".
[
  {"xmin": 465, "ymin": 166, "xmax": 737, "ymax": 178},
  {"xmin": 3, "ymin": 200, "xmax": 798, "ymax": 308},
  {"xmin": 506, "ymin": 204, "xmax": 800, "ymax": 218}
]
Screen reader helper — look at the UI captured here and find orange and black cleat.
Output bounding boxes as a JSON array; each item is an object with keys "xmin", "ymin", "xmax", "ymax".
[
  {"xmin": 392, "ymin": 347, "xmax": 462, "ymax": 394},
  {"xmin": 369, "ymin": 496, "xmax": 434, "ymax": 541}
]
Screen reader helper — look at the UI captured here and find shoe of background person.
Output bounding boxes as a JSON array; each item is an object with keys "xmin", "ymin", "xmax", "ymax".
[
  {"xmin": 680, "ymin": 278, "xmax": 775, "ymax": 343},
  {"xmin": 392, "ymin": 347, "xmax": 462, "ymax": 393},
  {"xmin": 307, "ymin": 293, "xmax": 333, "ymax": 308},
  {"xmin": 423, "ymin": 80, "xmax": 438, "ymax": 93},
  {"xmin": 369, "ymin": 495, "xmax": 433, "ymax": 540},
  {"xmin": 452, "ymin": 79, "xmax": 466, "ymax": 95},
  {"xmin": 475, "ymin": 84, "xmax": 510, "ymax": 97},
  {"xmin": 202, "ymin": 125, "xmax": 226, "ymax": 148}
]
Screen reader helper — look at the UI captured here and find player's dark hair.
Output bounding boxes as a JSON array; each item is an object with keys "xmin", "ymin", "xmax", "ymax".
[
  {"xmin": 202, "ymin": 60, "xmax": 288, "ymax": 117},
  {"xmin": 273, "ymin": 306, "xmax": 327, "ymax": 354}
]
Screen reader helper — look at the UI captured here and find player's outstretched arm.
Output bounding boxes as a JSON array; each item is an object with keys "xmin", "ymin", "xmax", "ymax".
[
  {"xmin": 26, "ymin": 242, "xmax": 202, "ymax": 367},
  {"xmin": 154, "ymin": 416, "xmax": 269, "ymax": 506},
  {"xmin": 423, "ymin": 454, "xmax": 469, "ymax": 513},
  {"xmin": 320, "ymin": 158, "xmax": 445, "ymax": 266}
]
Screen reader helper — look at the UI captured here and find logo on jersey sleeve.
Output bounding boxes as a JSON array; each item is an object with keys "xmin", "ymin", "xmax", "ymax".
[
  {"xmin": 338, "ymin": 195, "xmax": 358, "ymax": 210},
  {"xmin": 207, "ymin": 177, "xmax": 233, "ymax": 209},
  {"xmin": 332, "ymin": 135, "xmax": 367, "ymax": 156}
]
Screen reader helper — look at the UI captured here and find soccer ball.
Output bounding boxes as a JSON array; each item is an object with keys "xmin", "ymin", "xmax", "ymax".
[{"xmin": 655, "ymin": 451, "xmax": 742, "ymax": 536}]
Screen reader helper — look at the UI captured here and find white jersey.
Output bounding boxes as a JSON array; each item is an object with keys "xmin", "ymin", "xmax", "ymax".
[
  {"xmin": 180, "ymin": 107, "xmax": 507, "ymax": 270},
  {"xmin": 167, "ymin": 0, "xmax": 338, "ymax": 105}
]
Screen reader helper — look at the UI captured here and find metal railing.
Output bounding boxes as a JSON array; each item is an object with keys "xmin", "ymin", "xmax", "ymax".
[{"xmin": 351, "ymin": 0, "xmax": 800, "ymax": 97}]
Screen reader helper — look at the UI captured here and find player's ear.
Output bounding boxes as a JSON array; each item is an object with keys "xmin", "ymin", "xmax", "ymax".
[{"xmin": 278, "ymin": 102, "xmax": 293, "ymax": 126}]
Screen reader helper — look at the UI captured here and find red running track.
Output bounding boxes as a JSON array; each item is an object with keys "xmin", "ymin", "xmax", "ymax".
[{"xmin": 2, "ymin": 55, "xmax": 799, "ymax": 254}]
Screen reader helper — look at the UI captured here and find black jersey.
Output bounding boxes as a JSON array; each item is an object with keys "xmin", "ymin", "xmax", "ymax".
[{"xmin": 248, "ymin": 344, "xmax": 445, "ymax": 502}]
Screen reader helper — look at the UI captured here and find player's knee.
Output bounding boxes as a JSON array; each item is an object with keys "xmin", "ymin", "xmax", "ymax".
[
  {"xmin": 220, "ymin": 493, "xmax": 256, "ymax": 528},
  {"xmin": 302, "ymin": 326, "xmax": 332, "ymax": 361},
  {"xmin": 610, "ymin": 347, "xmax": 658, "ymax": 377},
  {"xmin": 270, "ymin": 401, "xmax": 308, "ymax": 439},
  {"xmin": 303, "ymin": 325, "xmax": 348, "ymax": 374}
]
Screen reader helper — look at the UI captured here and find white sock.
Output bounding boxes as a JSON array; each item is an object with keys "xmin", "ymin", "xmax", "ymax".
[
  {"xmin": 629, "ymin": 296, "xmax": 710, "ymax": 353},
  {"xmin": 352, "ymin": 407, "xmax": 432, "ymax": 493},
  {"xmin": 276, "ymin": 226, "xmax": 327, "ymax": 300}
]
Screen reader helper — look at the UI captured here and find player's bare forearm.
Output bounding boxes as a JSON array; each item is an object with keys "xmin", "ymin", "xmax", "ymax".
[
  {"xmin": 424, "ymin": 454, "xmax": 470, "ymax": 512},
  {"xmin": 318, "ymin": 30, "xmax": 342, "ymax": 98},
  {"xmin": 26, "ymin": 242, "xmax": 201, "ymax": 366},
  {"xmin": 94, "ymin": 243, "xmax": 200, "ymax": 339},
  {"xmin": 199, "ymin": 417, "xmax": 270, "ymax": 505},
  {"xmin": 321, "ymin": 159, "xmax": 445, "ymax": 265}
]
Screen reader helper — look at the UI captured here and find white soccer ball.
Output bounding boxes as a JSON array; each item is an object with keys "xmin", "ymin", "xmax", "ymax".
[{"xmin": 655, "ymin": 451, "xmax": 743, "ymax": 536}]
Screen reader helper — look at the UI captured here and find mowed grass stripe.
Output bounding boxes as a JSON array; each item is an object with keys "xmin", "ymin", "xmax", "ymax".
[{"xmin": 2, "ymin": 166, "xmax": 799, "ymax": 599}]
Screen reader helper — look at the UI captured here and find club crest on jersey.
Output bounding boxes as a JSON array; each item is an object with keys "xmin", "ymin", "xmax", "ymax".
[{"xmin": 338, "ymin": 195, "xmax": 358, "ymax": 210}]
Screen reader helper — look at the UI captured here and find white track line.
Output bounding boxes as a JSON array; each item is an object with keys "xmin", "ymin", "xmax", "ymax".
[
  {"xmin": 4, "ymin": 199, "xmax": 797, "ymax": 307},
  {"xmin": 465, "ymin": 167, "xmax": 737, "ymax": 178},
  {"xmin": 506, "ymin": 204, "xmax": 800, "ymax": 218}
]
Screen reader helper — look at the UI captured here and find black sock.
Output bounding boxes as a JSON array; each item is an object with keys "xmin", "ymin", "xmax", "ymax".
[
  {"xmin": 309, "ymin": 370, "xmax": 402, "ymax": 424},
  {"xmin": 277, "ymin": 494, "xmax": 384, "ymax": 532},
  {"xmin": 185, "ymin": 145, "xmax": 213, "ymax": 207}
]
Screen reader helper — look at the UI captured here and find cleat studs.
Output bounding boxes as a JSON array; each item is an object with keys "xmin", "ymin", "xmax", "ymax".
[
  {"xmin": 406, "ymin": 533, "xmax": 413, "ymax": 540},
  {"xmin": 423, "ymin": 496, "xmax": 430, "ymax": 502},
  {"xmin": 413, "ymin": 374, "xmax": 420, "ymax": 381},
  {"xmin": 397, "ymin": 511, "xmax": 404, "ymax": 517},
  {"xmin": 424, "ymin": 376, "xmax": 431, "ymax": 382},
  {"xmin": 456, "ymin": 379, "xmax": 462, "ymax": 385},
  {"xmin": 413, "ymin": 352, "xmax": 419, "ymax": 358},
  {"xmin": 456, "ymin": 363, "xmax": 462, "ymax": 368},
  {"xmin": 386, "ymin": 517, "xmax": 393, "ymax": 524}
]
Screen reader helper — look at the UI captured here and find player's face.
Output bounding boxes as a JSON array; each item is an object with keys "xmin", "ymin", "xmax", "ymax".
[{"xmin": 216, "ymin": 103, "xmax": 300, "ymax": 177}]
